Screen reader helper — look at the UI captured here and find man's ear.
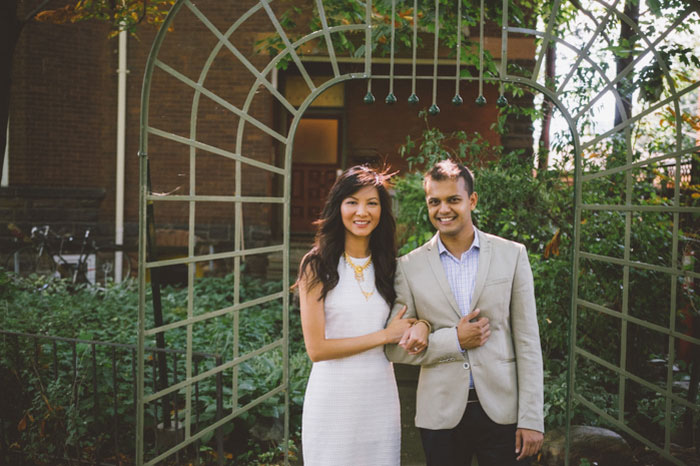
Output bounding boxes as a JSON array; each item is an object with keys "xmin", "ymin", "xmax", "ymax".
[{"xmin": 470, "ymin": 192, "xmax": 478, "ymax": 210}]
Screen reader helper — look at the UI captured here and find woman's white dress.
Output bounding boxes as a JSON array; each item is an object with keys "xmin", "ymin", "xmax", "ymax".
[{"xmin": 302, "ymin": 255, "xmax": 401, "ymax": 466}]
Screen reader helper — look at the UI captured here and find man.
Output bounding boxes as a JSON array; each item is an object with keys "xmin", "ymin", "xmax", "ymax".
[{"xmin": 386, "ymin": 159, "xmax": 544, "ymax": 465}]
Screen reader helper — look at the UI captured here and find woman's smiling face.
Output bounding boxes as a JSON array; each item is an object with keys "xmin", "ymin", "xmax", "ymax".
[{"xmin": 340, "ymin": 185, "xmax": 381, "ymax": 241}]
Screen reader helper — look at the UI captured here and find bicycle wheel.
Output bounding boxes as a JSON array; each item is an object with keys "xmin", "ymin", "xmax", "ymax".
[{"xmin": 5, "ymin": 246, "xmax": 57, "ymax": 279}]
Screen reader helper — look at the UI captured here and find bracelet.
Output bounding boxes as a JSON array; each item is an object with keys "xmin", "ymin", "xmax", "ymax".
[{"xmin": 413, "ymin": 319, "xmax": 432, "ymax": 333}]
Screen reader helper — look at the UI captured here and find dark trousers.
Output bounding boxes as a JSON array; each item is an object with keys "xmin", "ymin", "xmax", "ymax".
[{"xmin": 419, "ymin": 397, "xmax": 531, "ymax": 466}]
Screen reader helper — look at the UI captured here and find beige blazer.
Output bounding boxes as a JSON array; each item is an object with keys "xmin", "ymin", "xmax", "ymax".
[{"xmin": 385, "ymin": 231, "xmax": 544, "ymax": 432}]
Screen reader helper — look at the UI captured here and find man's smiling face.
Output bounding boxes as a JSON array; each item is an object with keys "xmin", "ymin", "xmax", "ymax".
[{"xmin": 424, "ymin": 176, "xmax": 478, "ymax": 240}]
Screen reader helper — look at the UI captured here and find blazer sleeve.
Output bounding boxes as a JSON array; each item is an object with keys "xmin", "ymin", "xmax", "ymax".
[
  {"xmin": 511, "ymin": 245, "xmax": 545, "ymax": 432},
  {"xmin": 385, "ymin": 260, "xmax": 465, "ymax": 366}
]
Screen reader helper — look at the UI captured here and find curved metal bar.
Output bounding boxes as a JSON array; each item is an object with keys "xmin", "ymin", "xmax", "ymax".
[
  {"xmin": 556, "ymin": 0, "xmax": 621, "ymax": 94},
  {"xmin": 531, "ymin": 0, "xmax": 563, "ymax": 82},
  {"xmin": 316, "ymin": 0, "xmax": 341, "ymax": 78},
  {"xmin": 572, "ymin": 2, "xmax": 690, "ymax": 122},
  {"xmin": 186, "ymin": 1, "xmax": 297, "ymax": 115},
  {"xmin": 507, "ymin": 28, "xmax": 628, "ymax": 127},
  {"xmin": 153, "ymin": 60, "xmax": 288, "ymax": 144},
  {"xmin": 581, "ymin": 80, "xmax": 700, "ymax": 151},
  {"xmin": 237, "ymin": 22, "xmax": 368, "ymax": 161},
  {"xmin": 262, "ymin": 0, "xmax": 316, "ymax": 92},
  {"xmin": 185, "ymin": 0, "xmax": 272, "ymax": 150},
  {"xmin": 263, "ymin": 24, "xmax": 367, "ymax": 74},
  {"xmin": 136, "ymin": 2, "xmax": 187, "ymax": 464},
  {"xmin": 178, "ymin": 3, "xmax": 271, "ymax": 429},
  {"xmin": 139, "ymin": 3, "xmax": 186, "ymax": 156},
  {"xmin": 236, "ymin": 23, "xmax": 368, "ymax": 173}
]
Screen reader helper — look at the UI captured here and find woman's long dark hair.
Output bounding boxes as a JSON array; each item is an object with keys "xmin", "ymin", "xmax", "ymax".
[{"xmin": 297, "ymin": 165, "xmax": 397, "ymax": 305}]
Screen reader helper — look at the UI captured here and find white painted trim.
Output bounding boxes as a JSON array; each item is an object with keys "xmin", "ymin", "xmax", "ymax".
[{"xmin": 115, "ymin": 28, "xmax": 128, "ymax": 282}]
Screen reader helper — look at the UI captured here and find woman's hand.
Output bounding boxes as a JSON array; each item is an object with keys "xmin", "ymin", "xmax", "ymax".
[
  {"xmin": 399, "ymin": 320, "xmax": 429, "ymax": 354},
  {"xmin": 384, "ymin": 306, "xmax": 416, "ymax": 344}
]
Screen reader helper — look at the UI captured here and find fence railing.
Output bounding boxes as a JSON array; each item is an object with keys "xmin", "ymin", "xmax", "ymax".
[{"xmin": 0, "ymin": 329, "xmax": 224, "ymax": 465}]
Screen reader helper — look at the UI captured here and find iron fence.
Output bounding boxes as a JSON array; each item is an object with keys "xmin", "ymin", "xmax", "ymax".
[{"xmin": 0, "ymin": 329, "xmax": 224, "ymax": 465}]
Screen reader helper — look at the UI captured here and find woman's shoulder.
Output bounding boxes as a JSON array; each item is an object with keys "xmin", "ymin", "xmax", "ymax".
[{"xmin": 299, "ymin": 247, "xmax": 320, "ymax": 269}]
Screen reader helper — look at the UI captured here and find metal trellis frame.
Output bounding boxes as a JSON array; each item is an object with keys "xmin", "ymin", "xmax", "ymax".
[{"xmin": 137, "ymin": 1, "xmax": 700, "ymax": 464}]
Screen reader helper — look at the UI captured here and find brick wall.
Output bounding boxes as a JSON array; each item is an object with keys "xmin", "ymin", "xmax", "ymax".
[
  {"xmin": 344, "ymin": 63, "xmax": 503, "ymax": 173},
  {"xmin": 0, "ymin": 186, "xmax": 105, "ymax": 253},
  {"xmin": 9, "ymin": 20, "xmax": 115, "ymax": 190},
  {"xmin": 5, "ymin": 1, "xmax": 535, "ymax": 255}
]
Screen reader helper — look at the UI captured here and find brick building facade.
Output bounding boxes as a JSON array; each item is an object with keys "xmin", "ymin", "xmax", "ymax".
[{"xmin": 2, "ymin": 0, "xmax": 536, "ymax": 267}]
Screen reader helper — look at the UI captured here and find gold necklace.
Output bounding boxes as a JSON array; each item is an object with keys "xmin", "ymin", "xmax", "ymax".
[{"xmin": 344, "ymin": 252, "xmax": 375, "ymax": 300}]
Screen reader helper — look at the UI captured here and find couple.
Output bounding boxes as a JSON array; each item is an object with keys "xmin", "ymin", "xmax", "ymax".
[{"xmin": 297, "ymin": 160, "xmax": 544, "ymax": 466}]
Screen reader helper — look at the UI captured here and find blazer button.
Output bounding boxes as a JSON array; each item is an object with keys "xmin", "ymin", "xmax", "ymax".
[{"xmin": 463, "ymin": 362, "xmax": 470, "ymax": 370}]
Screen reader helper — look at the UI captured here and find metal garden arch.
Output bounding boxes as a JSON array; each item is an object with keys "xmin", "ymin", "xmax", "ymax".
[{"xmin": 138, "ymin": 0, "xmax": 700, "ymax": 464}]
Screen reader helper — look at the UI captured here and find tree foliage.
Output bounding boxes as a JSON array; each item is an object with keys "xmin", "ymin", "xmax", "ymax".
[{"xmin": 34, "ymin": 0, "xmax": 175, "ymax": 36}]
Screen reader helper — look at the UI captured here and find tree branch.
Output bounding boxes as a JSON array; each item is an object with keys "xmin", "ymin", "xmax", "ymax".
[
  {"xmin": 568, "ymin": 0, "xmax": 612, "ymax": 45},
  {"xmin": 679, "ymin": 0, "xmax": 700, "ymax": 16},
  {"xmin": 23, "ymin": 0, "xmax": 52, "ymax": 24},
  {"xmin": 137, "ymin": 0, "xmax": 149, "ymax": 25}
]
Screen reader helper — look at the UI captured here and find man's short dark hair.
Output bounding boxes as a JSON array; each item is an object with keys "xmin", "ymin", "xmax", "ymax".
[{"xmin": 423, "ymin": 159, "xmax": 474, "ymax": 195}]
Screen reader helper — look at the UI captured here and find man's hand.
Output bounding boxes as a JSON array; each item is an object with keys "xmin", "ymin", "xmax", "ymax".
[
  {"xmin": 398, "ymin": 321, "xmax": 429, "ymax": 355},
  {"xmin": 457, "ymin": 308, "xmax": 490, "ymax": 349},
  {"xmin": 515, "ymin": 428, "xmax": 543, "ymax": 461}
]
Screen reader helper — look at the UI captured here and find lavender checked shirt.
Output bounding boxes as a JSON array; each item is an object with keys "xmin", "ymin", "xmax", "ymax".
[{"xmin": 436, "ymin": 226, "xmax": 480, "ymax": 387}]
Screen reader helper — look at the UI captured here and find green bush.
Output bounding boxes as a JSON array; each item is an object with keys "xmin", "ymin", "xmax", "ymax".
[{"xmin": 0, "ymin": 270, "xmax": 310, "ymax": 465}]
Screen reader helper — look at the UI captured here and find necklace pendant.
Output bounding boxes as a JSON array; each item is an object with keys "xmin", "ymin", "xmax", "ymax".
[{"xmin": 344, "ymin": 252, "xmax": 374, "ymax": 300}]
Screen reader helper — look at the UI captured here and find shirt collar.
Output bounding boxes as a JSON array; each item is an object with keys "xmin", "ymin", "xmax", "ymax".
[{"xmin": 437, "ymin": 226, "xmax": 480, "ymax": 259}]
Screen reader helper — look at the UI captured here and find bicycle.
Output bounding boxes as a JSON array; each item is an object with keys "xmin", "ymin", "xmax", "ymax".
[{"xmin": 5, "ymin": 224, "xmax": 134, "ymax": 285}]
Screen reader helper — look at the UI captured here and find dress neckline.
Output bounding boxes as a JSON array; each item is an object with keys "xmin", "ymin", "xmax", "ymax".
[{"xmin": 344, "ymin": 254, "xmax": 370, "ymax": 262}]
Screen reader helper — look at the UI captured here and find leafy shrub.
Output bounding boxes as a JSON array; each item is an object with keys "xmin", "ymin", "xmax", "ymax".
[{"xmin": 0, "ymin": 270, "xmax": 310, "ymax": 465}]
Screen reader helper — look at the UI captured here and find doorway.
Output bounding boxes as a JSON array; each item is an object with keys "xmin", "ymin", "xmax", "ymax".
[{"xmin": 290, "ymin": 117, "xmax": 341, "ymax": 233}]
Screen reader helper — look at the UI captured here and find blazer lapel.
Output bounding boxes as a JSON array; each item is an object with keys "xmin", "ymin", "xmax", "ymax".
[
  {"xmin": 470, "ymin": 230, "xmax": 491, "ymax": 311},
  {"xmin": 425, "ymin": 234, "xmax": 463, "ymax": 319}
]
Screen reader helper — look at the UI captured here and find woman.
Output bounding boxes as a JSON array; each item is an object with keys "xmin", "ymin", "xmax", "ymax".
[{"xmin": 297, "ymin": 166, "xmax": 422, "ymax": 465}]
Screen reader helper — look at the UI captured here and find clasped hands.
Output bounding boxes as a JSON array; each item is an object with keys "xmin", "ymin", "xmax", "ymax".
[{"xmin": 395, "ymin": 307, "xmax": 491, "ymax": 355}]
